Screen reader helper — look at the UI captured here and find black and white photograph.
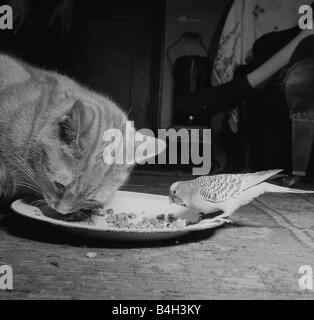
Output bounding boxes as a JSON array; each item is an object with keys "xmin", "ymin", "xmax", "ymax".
[{"xmin": 0, "ymin": 0, "xmax": 314, "ymax": 303}]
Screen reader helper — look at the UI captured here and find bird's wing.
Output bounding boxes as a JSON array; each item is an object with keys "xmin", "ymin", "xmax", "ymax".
[
  {"xmin": 195, "ymin": 174, "xmax": 244, "ymax": 203},
  {"xmin": 194, "ymin": 170, "xmax": 283, "ymax": 204}
]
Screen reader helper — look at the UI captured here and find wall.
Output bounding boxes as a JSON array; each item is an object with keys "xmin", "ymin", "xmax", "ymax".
[
  {"xmin": 159, "ymin": 0, "xmax": 232, "ymax": 128},
  {"xmin": 75, "ymin": 1, "xmax": 158, "ymax": 130}
]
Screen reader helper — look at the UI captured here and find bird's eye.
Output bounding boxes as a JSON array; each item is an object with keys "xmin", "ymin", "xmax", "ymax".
[{"xmin": 173, "ymin": 190, "xmax": 176, "ymax": 194}]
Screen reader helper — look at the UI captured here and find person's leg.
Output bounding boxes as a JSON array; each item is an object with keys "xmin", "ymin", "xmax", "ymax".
[{"xmin": 283, "ymin": 36, "xmax": 314, "ymax": 186}]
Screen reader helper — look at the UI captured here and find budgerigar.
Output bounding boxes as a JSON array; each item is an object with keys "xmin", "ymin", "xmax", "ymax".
[{"xmin": 169, "ymin": 170, "xmax": 314, "ymax": 224}]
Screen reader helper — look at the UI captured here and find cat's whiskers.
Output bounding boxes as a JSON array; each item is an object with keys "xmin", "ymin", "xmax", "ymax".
[
  {"xmin": 7, "ymin": 167, "xmax": 38, "ymax": 190},
  {"xmin": 12, "ymin": 183, "xmax": 42, "ymax": 195},
  {"xmin": 7, "ymin": 169, "xmax": 42, "ymax": 197},
  {"xmin": 5, "ymin": 155, "xmax": 34, "ymax": 181},
  {"xmin": 13, "ymin": 152, "xmax": 41, "ymax": 182},
  {"xmin": 126, "ymin": 105, "xmax": 134, "ymax": 117},
  {"xmin": 7, "ymin": 151, "xmax": 42, "ymax": 192},
  {"xmin": 76, "ymin": 210, "xmax": 94, "ymax": 224},
  {"xmin": 15, "ymin": 171, "xmax": 41, "ymax": 193},
  {"xmin": 31, "ymin": 199, "xmax": 46, "ymax": 206}
]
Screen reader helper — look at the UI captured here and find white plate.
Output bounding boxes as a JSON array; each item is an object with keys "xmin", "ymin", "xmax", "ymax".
[{"xmin": 11, "ymin": 191, "xmax": 225, "ymax": 242}]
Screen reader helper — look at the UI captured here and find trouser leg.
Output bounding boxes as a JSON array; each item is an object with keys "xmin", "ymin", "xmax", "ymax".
[
  {"xmin": 291, "ymin": 119, "xmax": 314, "ymax": 176},
  {"xmin": 286, "ymin": 36, "xmax": 314, "ymax": 177}
]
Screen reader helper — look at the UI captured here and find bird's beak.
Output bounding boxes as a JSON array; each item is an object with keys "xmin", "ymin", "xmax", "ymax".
[
  {"xmin": 169, "ymin": 192, "xmax": 186, "ymax": 207},
  {"xmin": 169, "ymin": 192, "xmax": 175, "ymax": 205}
]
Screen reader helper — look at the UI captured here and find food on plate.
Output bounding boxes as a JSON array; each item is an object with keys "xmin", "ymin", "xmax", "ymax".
[
  {"xmin": 92, "ymin": 208, "xmax": 187, "ymax": 230},
  {"xmin": 43, "ymin": 206, "xmax": 187, "ymax": 230}
]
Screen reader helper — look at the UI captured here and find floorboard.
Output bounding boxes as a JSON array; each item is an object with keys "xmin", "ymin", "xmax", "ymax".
[{"xmin": 1, "ymin": 172, "xmax": 314, "ymax": 299}]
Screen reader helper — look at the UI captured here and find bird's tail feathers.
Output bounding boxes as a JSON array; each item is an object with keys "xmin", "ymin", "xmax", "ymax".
[
  {"xmin": 242, "ymin": 169, "xmax": 283, "ymax": 190},
  {"xmin": 262, "ymin": 182, "xmax": 314, "ymax": 194}
]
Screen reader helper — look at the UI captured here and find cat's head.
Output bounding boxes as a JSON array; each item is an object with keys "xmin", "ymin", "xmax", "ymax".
[{"xmin": 32, "ymin": 98, "xmax": 165, "ymax": 214}]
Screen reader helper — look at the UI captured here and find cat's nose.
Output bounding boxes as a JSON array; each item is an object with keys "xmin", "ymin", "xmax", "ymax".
[
  {"xmin": 46, "ymin": 199, "xmax": 72, "ymax": 215},
  {"xmin": 54, "ymin": 201, "xmax": 74, "ymax": 214}
]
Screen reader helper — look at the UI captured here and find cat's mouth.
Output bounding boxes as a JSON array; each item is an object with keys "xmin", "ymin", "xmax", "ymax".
[
  {"xmin": 24, "ymin": 196, "xmax": 99, "ymax": 223},
  {"xmin": 43, "ymin": 204, "xmax": 96, "ymax": 223},
  {"xmin": 41, "ymin": 191, "xmax": 103, "ymax": 214},
  {"xmin": 49, "ymin": 209, "xmax": 95, "ymax": 223},
  {"xmin": 45, "ymin": 203, "xmax": 102, "ymax": 223}
]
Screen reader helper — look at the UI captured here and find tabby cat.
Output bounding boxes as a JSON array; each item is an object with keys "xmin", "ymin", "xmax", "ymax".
[{"xmin": 0, "ymin": 55, "xmax": 161, "ymax": 215}]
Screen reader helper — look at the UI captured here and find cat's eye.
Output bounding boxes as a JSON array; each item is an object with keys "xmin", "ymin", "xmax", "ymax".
[{"xmin": 59, "ymin": 117, "xmax": 76, "ymax": 143}]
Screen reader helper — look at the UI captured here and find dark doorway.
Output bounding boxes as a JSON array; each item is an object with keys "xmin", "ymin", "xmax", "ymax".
[{"xmin": 71, "ymin": 0, "xmax": 165, "ymax": 131}]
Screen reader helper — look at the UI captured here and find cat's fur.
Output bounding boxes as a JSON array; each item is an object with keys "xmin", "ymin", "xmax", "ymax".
[{"xmin": 0, "ymin": 54, "xmax": 137, "ymax": 214}]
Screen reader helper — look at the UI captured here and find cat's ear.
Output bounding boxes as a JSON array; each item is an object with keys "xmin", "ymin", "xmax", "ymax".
[
  {"xmin": 125, "ymin": 130, "xmax": 167, "ymax": 164},
  {"xmin": 59, "ymin": 100, "xmax": 95, "ymax": 147},
  {"xmin": 103, "ymin": 123, "xmax": 167, "ymax": 165}
]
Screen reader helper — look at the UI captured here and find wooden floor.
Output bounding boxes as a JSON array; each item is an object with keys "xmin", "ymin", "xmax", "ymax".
[{"xmin": 1, "ymin": 171, "xmax": 314, "ymax": 300}]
